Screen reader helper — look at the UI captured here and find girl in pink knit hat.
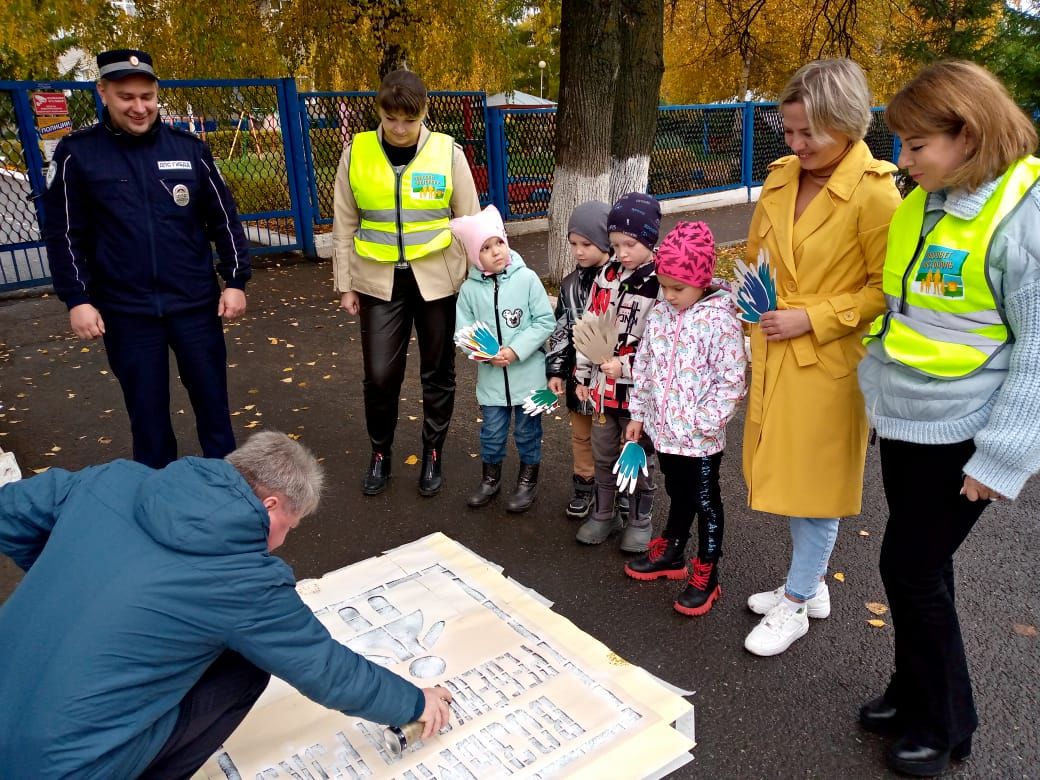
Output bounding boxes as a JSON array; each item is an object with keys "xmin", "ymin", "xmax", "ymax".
[{"xmin": 623, "ymin": 221, "xmax": 747, "ymax": 617}]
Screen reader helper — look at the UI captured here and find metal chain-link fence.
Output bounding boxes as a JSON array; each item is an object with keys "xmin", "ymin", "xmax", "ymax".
[
  {"xmin": 157, "ymin": 82, "xmax": 296, "ymax": 245},
  {"xmin": 650, "ymin": 106, "xmax": 744, "ymax": 197},
  {"xmin": 302, "ymin": 91, "xmax": 489, "ymax": 224},
  {"xmin": 0, "ymin": 85, "xmax": 98, "ymax": 289},
  {"xmin": 497, "ymin": 109, "xmax": 555, "ymax": 219}
]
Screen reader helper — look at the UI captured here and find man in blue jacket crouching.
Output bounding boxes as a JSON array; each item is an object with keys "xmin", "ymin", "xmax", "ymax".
[{"xmin": 0, "ymin": 432, "xmax": 451, "ymax": 779}]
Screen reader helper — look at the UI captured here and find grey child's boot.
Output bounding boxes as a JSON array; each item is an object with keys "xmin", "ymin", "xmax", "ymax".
[
  {"xmin": 576, "ymin": 481, "xmax": 624, "ymax": 544},
  {"xmin": 619, "ymin": 489, "xmax": 655, "ymax": 553}
]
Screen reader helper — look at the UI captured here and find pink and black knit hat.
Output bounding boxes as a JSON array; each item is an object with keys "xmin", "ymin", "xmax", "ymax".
[{"xmin": 655, "ymin": 221, "xmax": 716, "ymax": 288}]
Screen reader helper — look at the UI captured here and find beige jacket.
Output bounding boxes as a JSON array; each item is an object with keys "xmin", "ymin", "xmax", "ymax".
[{"xmin": 332, "ymin": 126, "xmax": 481, "ymax": 301}]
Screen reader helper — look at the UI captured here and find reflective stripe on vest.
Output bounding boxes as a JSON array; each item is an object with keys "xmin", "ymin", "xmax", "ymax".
[
  {"xmin": 349, "ymin": 131, "xmax": 455, "ymax": 263},
  {"xmin": 865, "ymin": 156, "xmax": 1040, "ymax": 378}
]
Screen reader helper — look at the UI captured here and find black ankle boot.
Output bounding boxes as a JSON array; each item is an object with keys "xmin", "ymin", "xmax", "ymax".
[
  {"xmin": 674, "ymin": 557, "xmax": 721, "ymax": 616},
  {"xmin": 565, "ymin": 475, "xmax": 595, "ymax": 519},
  {"xmin": 886, "ymin": 735, "xmax": 972, "ymax": 776},
  {"xmin": 859, "ymin": 696, "xmax": 902, "ymax": 736},
  {"xmin": 468, "ymin": 462, "xmax": 502, "ymax": 508},
  {"xmin": 361, "ymin": 451, "xmax": 391, "ymax": 496},
  {"xmin": 624, "ymin": 537, "xmax": 688, "ymax": 581},
  {"xmin": 506, "ymin": 463, "xmax": 539, "ymax": 513},
  {"xmin": 419, "ymin": 449, "xmax": 443, "ymax": 497}
]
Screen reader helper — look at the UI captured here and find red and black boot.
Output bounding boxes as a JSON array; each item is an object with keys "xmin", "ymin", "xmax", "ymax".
[
  {"xmin": 674, "ymin": 557, "xmax": 721, "ymax": 616},
  {"xmin": 624, "ymin": 537, "xmax": 688, "ymax": 581}
]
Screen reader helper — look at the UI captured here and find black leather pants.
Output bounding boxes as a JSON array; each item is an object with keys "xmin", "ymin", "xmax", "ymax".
[{"xmin": 358, "ymin": 267, "xmax": 456, "ymax": 453}]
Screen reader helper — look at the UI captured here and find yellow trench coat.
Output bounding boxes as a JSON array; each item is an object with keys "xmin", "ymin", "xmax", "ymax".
[{"xmin": 742, "ymin": 141, "xmax": 900, "ymax": 517}]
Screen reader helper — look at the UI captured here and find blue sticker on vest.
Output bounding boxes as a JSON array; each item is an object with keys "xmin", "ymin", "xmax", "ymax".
[
  {"xmin": 913, "ymin": 245, "xmax": 969, "ymax": 299},
  {"xmin": 411, "ymin": 172, "xmax": 447, "ymax": 200}
]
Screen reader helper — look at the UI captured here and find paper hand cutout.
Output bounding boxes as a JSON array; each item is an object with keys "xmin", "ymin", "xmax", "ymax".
[
  {"xmin": 572, "ymin": 312, "xmax": 616, "ymax": 365},
  {"xmin": 454, "ymin": 321, "xmax": 501, "ymax": 361},
  {"xmin": 733, "ymin": 248, "xmax": 778, "ymax": 323},
  {"xmin": 613, "ymin": 440, "xmax": 648, "ymax": 494},
  {"xmin": 522, "ymin": 387, "xmax": 559, "ymax": 416}
]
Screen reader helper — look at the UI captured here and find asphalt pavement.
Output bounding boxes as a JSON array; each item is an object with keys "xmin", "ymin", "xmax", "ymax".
[{"xmin": 1, "ymin": 209, "xmax": 1038, "ymax": 779}]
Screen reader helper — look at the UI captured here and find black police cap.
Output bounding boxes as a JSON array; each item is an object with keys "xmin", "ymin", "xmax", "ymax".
[{"xmin": 96, "ymin": 49, "xmax": 157, "ymax": 81}]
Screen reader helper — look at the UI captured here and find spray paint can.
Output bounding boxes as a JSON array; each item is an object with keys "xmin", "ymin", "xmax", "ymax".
[{"xmin": 383, "ymin": 720, "xmax": 424, "ymax": 759}]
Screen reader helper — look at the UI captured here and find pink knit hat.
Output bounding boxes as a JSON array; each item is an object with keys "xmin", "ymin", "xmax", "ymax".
[
  {"xmin": 655, "ymin": 221, "xmax": 716, "ymax": 288},
  {"xmin": 450, "ymin": 205, "xmax": 509, "ymax": 271}
]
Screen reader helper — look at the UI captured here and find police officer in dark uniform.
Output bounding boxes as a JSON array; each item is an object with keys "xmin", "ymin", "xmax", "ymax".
[{"xmin": 43, "ymin": 49, "xmax": 251, "ymax": 468}]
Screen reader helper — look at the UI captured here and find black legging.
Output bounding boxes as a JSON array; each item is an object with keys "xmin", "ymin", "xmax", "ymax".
[
  {"xmin": 358, "ymin": 266, "xmax": 456, "ymax": 453},
  {"xmin": 658, "ymin": 451, "xmax": 725, "ymax": 561}
]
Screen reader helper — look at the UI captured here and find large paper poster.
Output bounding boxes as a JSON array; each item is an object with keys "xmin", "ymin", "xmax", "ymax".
[{"xmin": 194, "ymin": 533, "xmax": 695, "ymax": 779}]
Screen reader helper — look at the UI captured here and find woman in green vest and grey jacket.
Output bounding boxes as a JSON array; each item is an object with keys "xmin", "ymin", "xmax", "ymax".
[
  {"xmin": 333, "ymin": 70, "xmax": 480, "ymax": 497},
  {"xmin": 857, "ymin": 61, "xmax": 1040, "ymax": 777}
]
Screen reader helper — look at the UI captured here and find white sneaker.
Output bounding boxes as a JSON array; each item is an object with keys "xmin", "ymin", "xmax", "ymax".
[
  {"xmin": 744, "ymin": 602, "xmax": 810, "ymax": 657},
  {"xmin": 746, "ymin": 582, "xmax": 830, "ymax": 619}
]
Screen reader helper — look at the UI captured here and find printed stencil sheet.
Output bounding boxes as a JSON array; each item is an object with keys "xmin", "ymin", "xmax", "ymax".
[{"xmin": 194, "ymin": 532, "xmax": 695, "ymax": 779}]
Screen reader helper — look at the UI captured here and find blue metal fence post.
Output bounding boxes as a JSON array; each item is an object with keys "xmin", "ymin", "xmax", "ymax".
[
  {"xmin": 741, "ymin": 102, "xmax": 755, "ymax": 201},
  {"xmin": 10, "ymin": 86, "xmax": 49, "ymax": 228},
  {"xmin": 279, "ymin": 77, "xmax": 316, "ymax": 258},
  {"xmin": 486, "ymin": 108, "xmax": 509, "ymax": 218},
  {"xmin": 891, "ymin": 134, "xmax": 902, "ymax": 166}
]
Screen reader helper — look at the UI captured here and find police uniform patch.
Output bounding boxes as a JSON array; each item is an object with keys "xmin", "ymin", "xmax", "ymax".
[
  {"xmin": 158, "ymin": 160, "xmax": 192, "ymax": 171},
  {"xmin": 45, "ymin": 161, "xmax": 57, "ymax": 189},
  {"xmin": 172, "ymin": 184, "xmax": 190, "ymax": 207}
]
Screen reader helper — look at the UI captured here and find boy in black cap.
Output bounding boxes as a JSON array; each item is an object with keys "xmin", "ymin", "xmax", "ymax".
[
  {"xmin": 573, "ymin": 192, "xmax": 662, "ymax": 552},
  {"xmin": 41, "ymin": 49, "xmax": 252, "ymax": 468}
]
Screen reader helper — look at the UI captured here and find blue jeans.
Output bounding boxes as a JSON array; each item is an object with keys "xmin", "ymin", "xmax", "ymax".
[
  {"xmin": 480, "ymin": 405, "xmax": 542, "ymax": 465},
  {"xmin": 785, "ymin": 516, "xmax": 839, "ymax": 601}
]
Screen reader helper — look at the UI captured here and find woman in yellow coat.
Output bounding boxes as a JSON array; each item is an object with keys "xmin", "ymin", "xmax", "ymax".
[{"xmin": 741, "ymin": 59, "xmax": 901, "ymax": 657}]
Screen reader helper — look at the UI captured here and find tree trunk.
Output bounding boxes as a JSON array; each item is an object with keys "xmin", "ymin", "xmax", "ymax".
[
  {"xmin": 608, "ymin": 0, "xmax": 664, "ymax": 203},
  {"xmin": 546, "ymin": 0, "xmax": 620, "ymax": 283}
]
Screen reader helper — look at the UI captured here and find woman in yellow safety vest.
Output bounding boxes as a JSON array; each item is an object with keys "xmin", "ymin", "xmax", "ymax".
[
  {"xmin": 333, "ymin": 70, "xmax": 480, "ymax": 497},
  {"xmin": 858, "ymin": 61, "xmax": 1040, "ymax": 777}
]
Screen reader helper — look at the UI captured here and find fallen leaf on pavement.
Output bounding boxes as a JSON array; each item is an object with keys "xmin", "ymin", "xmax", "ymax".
[
  {"xmin": 280, "ymin": 377, "xmax": 293, "ymax": 383},
  {"xmin": 833, "ymin": 572, "xmax": 846, "ymax": 582},
  {"xmin": 97, "ymin": 436, "xmax": 112, "ymax": 445},
  {"xmin": 858, "ymin": 530, "xmax": 870, "ymax": 537},
  {"xmin": 1012, "ymin": 623, "xmax": 1037, "ymax": 637},
  {"xmin": 865, "ymin": 602, "xmax": 889, "ymax": 615},
  {"xmin": 32, "ymin": 467, "xmax": 50, "ymax": 474},
  {"xmin": 404, "ymin": 454, "xmax": 418, "ymax": 465},
  {"xmin": 867, "ymin": 619, "xmax": 886, "ymax": 628}
]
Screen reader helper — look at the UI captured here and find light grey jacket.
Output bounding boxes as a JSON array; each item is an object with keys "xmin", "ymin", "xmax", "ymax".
[{"xmin": 858, "ymin": 173, "xmax": 1040, "ymax": 499}]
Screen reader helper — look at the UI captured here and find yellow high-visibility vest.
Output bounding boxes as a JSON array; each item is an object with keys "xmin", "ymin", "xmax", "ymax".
[
  {"xmin": 349, "ymin": 131, "xmax": 454, "ymax": 263},
  {"xmin": 865, "ymin": 156, "xmax": 1040, "ymax": 378}
]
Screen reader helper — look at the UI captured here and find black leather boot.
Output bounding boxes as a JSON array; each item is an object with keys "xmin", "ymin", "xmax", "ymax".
[
  {"xmin": 859, "ymin": 696, "xmax": 902, "ymax": 736},
  {"xmin": 506, "ymin": 463, "xmax": 539, "ymax": 513},
  {"xmin": 468, "ymin": 462, "xmax": 502, "ymax": 508},
  {"xmin": 361, "ymin": 451, "xmax": 391, "ymax": 496},
  {"xmin": 418, "ymin": 449, "xmax": 443, "ymax": 497},
  {"xmin": 886, "ymin": 735, "xmax": 972, "ymax": 776}
]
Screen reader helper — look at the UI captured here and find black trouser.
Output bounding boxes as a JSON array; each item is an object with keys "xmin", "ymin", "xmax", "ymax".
[
  {"xmin": 138, "ymin": 650, "xmax": 270, "ymax": 780},
  {"xmin": 878, "ymin": 438, "xmax": 988, "ymax": 750},
  {"xmin": 658, "ymin": 451, "xmax": 725, "ymax": 562},
  {"xmin": 103, "ymin": 307, "xmax": 236, "ymax": 469},
  {"xmin": 358, "ymin": 267, "xmax": 456, "ymax": 453}
]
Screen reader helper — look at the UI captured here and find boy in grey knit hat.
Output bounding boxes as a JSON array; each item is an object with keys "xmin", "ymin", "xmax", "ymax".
[{"xmin": 545, "ymin": 201, "xmax": 613, "ymax": 520}]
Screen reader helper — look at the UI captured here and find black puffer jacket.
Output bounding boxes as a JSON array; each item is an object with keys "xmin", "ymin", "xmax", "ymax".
[{"xmin": 545, "ymin": 263, "xmax": 602, "ymax": 414}]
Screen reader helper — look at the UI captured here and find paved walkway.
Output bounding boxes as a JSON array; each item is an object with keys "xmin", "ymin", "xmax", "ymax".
[{"xmin": 1, "ymin": 202, "xmax": 1037, "ymax": 778}]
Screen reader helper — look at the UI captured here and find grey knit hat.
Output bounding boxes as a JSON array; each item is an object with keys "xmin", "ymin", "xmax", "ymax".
[{"xmin": 567, "ymin": 200, "xmax": 611, "ymax": 253}]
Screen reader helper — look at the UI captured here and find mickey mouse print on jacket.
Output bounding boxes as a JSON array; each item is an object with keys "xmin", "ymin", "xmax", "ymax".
[
  {"xmin": 574, "ymin": 258, "xmax": 660, "ymax": 412},
  {"xmin": 628, "ymin": 288, "xmax": 747, "ymax": 456},
  {"xmin": 456, "ymin": 250, "xmax": 556, "ymax": 407}
]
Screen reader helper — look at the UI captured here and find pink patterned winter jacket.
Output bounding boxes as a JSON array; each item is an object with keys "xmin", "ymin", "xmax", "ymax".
[{"xmin": 628, "ymin": 287, "xmax": 748, "ymax": 457}]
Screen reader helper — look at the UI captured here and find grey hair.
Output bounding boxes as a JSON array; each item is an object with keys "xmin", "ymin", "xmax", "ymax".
[
  {"xmin": 225, "ymin": 431, "xmax": 324, "ymax": 517},
  {"xmin": 780, "ymin": 58, "xmax": 872, "ymax": 142}
]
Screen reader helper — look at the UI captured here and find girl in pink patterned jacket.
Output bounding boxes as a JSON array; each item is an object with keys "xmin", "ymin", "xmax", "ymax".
[{"xmin": 624, "ymin": 222, "xmax": 747, "ymax": 617}]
